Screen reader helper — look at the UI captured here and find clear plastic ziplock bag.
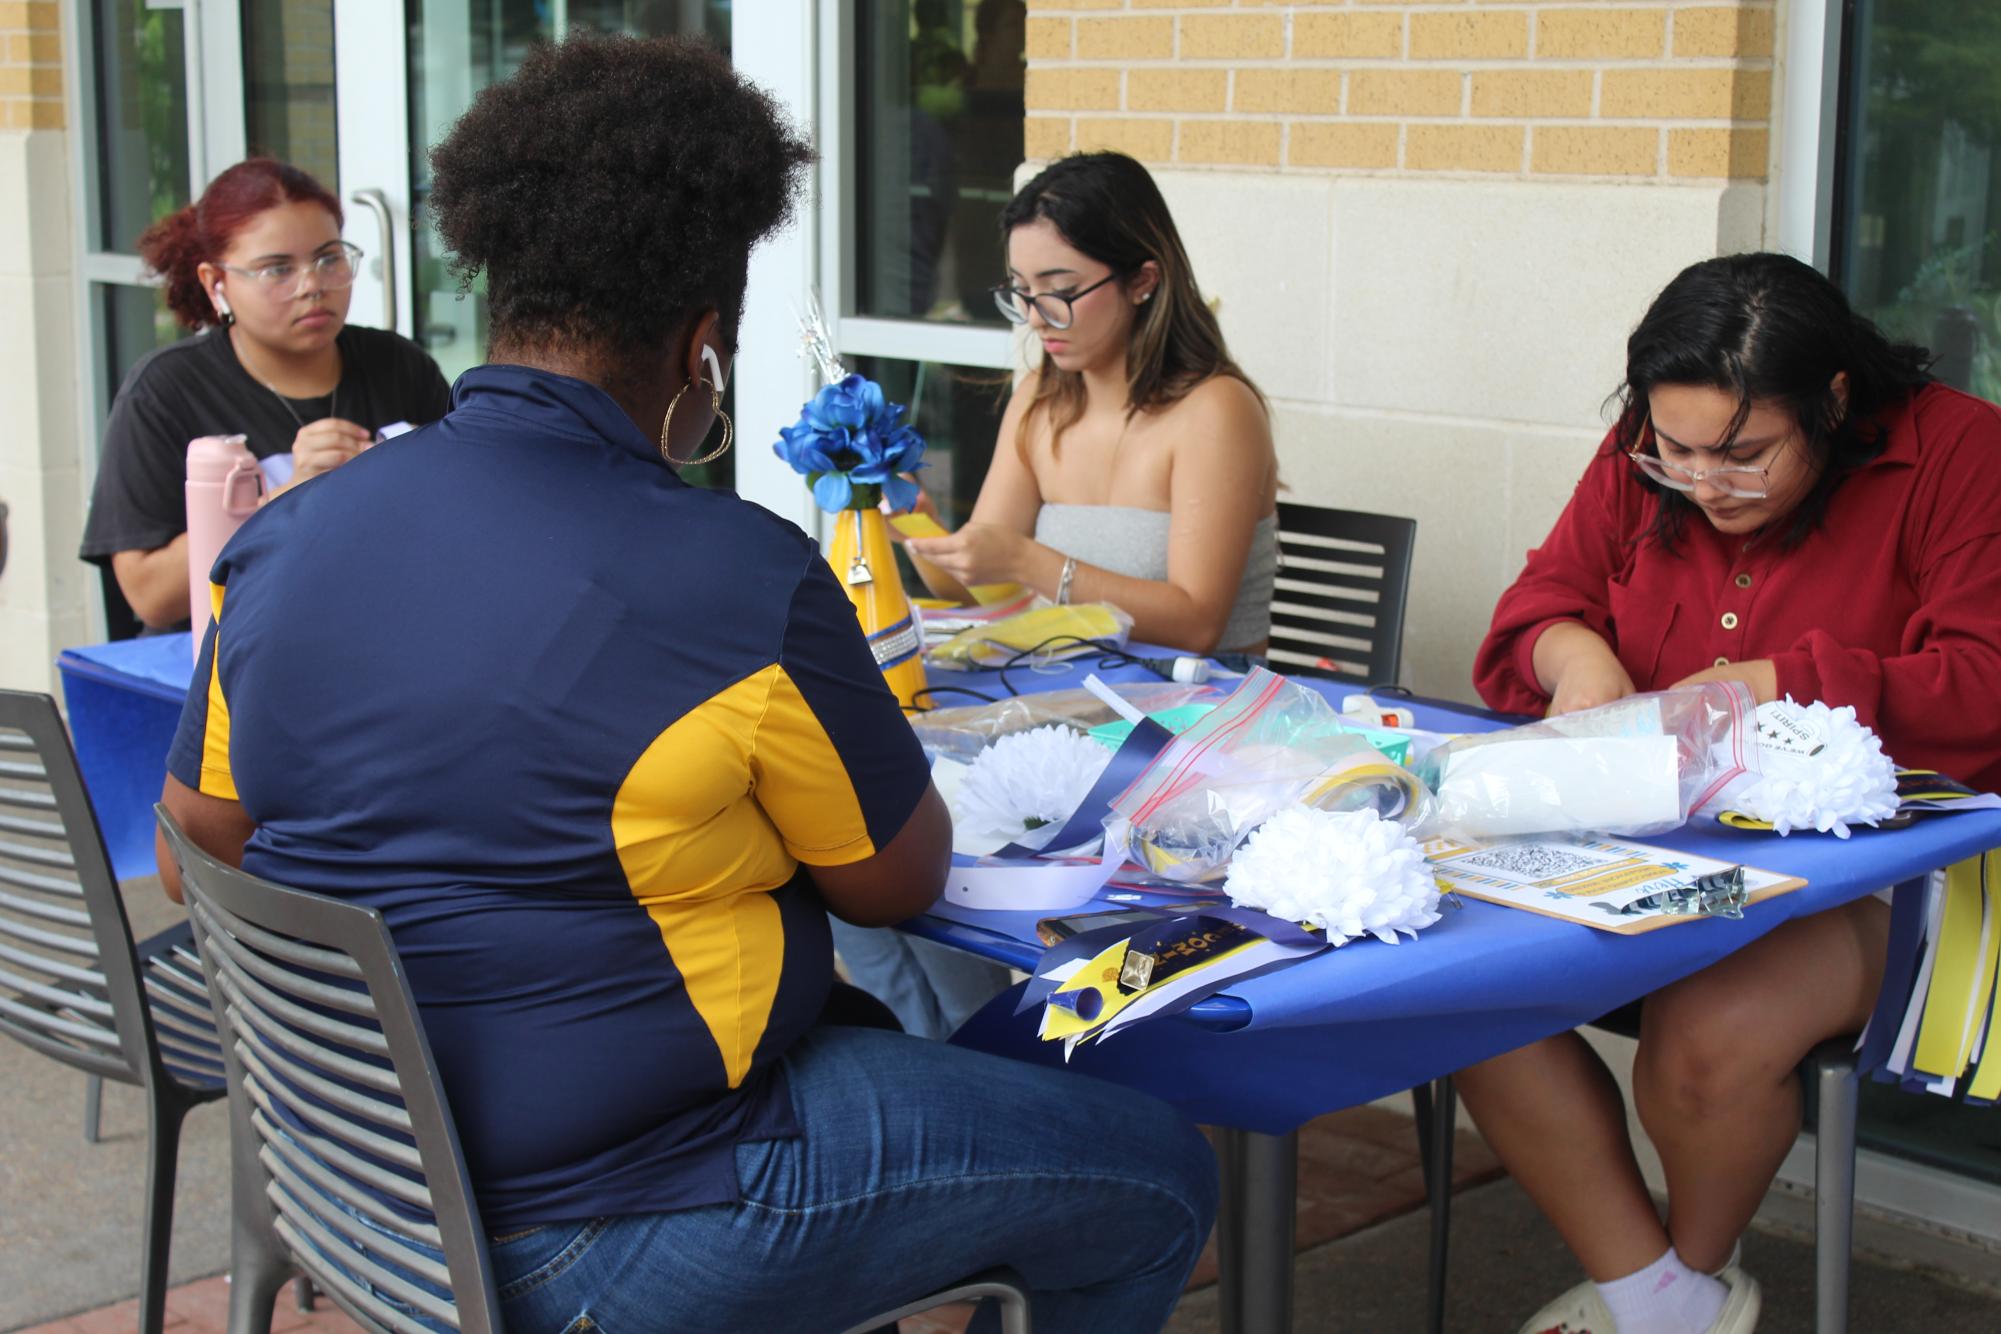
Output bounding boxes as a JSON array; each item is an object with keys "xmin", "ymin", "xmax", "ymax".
[
  {"xmin": 1412, "ymin": 681, "xmax": 1757, "ymax": 840},
  {"xmin": 911, "ymin": 681, "xmax": 1220, "ymax": 764},
  {"xmin": 1105, "ymin": 667, "xmax": 1435, "ymax": 882},
  {"xmin": 925, "ymin": 601, "xmax": 1134, "ymax": 671}
]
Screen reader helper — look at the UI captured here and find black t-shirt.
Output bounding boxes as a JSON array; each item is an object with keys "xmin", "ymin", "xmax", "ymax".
[{"xmin": 80, "ymin": 324, "xmax": 451, "ymax": 568}]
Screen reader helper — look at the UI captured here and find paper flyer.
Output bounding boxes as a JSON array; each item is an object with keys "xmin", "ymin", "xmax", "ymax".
[{"xmin": 1422, "ymin": 833, "xmax": 1806, "ymax": 934}]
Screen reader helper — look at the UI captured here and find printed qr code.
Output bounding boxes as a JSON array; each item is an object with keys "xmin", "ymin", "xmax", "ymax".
[{"xmin": 1456, "ymin": 845, "xmax": 1606, "ymax": 881}]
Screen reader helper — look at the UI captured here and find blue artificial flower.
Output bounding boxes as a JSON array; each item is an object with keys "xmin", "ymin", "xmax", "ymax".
[{"xmin": 771, "ymin": 373, "xmax": 928, "ymax": 511}]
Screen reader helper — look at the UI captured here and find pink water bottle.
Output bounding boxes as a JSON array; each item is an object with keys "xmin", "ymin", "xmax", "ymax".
[{"xmin": 184, "ymin": 434, "xmax": 263, "ymax": 654}]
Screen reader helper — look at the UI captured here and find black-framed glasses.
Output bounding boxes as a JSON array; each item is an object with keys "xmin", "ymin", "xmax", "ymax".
[
  {"xmin": 217, "ymin": 242, "xmax": 363, "ymax": 299},
  {"xmin": 990, "ymin": 270, "xmax": 1124, "ymax": 330}
]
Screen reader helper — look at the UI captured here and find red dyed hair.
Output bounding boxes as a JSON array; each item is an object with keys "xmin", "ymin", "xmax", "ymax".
[{"xmin": 138, "ymin": 158, "xmax": 344, "ymax": 330}]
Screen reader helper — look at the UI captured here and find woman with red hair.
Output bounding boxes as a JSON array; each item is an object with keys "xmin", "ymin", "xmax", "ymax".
[{"xmin": 82, "ymin": 159, "xmax": 448, "ymax": 630}]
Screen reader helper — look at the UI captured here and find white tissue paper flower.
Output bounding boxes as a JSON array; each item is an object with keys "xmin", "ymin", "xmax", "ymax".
[
  {"xmin": 1737, "ymin": 699, "xmax": 1900, "ymax": 838},
  {"xmin": 954, "ymin": 725, "xmax": 1114, "ymax": 851},
  {"xmin": 1223, "ymin": 806, "xmax": 1442, "ymax": 945}
]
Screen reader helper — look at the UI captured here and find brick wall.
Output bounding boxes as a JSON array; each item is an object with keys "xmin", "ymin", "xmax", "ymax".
[
  {"xmin": 0, "ymin": 1, "xmax": 62, "ymax": 130},
  {"xmin": 1023, "ymin": 1, "xmax": 1774, "ymax": 180}
]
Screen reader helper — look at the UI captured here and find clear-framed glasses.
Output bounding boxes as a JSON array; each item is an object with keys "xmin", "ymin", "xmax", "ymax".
[
  {"xmin": 1626, "ymin": 450, "xmax": 1771, "ymax": 499},
  {"xmin": 217, "ymin": 242, "xmax": 363, "ymax": 299},
  {"xmin": 990, "ymin": 270, "xmax": 1124, "ymax": 330}
]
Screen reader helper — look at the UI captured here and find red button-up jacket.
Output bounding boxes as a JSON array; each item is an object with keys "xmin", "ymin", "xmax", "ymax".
[{"xmin": 1474, "ymin": 383, "xmax": 2001, "ymax": 793}]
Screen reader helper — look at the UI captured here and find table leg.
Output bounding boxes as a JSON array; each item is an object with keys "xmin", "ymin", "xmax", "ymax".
[
  {"xmin": 1426, "ymin": 1077, "xmax": 1457, "ymax": 1334},
  {"xmin": 1216, "ymin": 1127, "xmax": 1297, "ymax": 1334}
]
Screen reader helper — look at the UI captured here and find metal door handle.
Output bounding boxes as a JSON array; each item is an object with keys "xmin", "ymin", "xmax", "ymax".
[{"xmin": 349, "ymin": 188, "xmax": 399, "ymax": 336}]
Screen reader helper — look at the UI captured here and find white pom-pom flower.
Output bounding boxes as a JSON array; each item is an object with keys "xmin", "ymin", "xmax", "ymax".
[
  {"xmin": 954, "ymin": 725, "xmax": 1114, "ymax": 851},
  {"xmin": 1737, "ymin": 699, "xmax": 1899, "ymax": 838},
  {"xmin": 1223, "ymin": 807, "xmax": 1442, "ymax": 945}
]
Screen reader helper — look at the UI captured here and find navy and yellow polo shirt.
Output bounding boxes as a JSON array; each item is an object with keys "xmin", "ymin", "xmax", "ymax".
[{"xmin": 167, "ymin": 364, "xmax": 931, "ymax": 1227}]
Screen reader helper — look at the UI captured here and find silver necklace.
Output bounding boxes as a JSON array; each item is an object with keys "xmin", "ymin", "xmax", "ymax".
[{"xmin": 263, "ymin": 379, "xmax": 338, "ymax": 431}]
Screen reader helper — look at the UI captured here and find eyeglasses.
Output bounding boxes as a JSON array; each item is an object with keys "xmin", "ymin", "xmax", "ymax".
[
  {"xmin": 1626, "ymin": 450, "xmax": 1772, "ymax": 499},
  {"xmin": 217, "ymin": 242, "xmax": 363, "ymax": 299},
  {"xmin": 990, "ymin": 271, "xmax": 1124, "ymax": 330}
]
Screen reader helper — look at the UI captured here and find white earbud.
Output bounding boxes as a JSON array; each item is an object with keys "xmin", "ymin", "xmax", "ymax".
[
  {"xmin": 701, "ymin": 344, "xmax": 727, "ymax": 393},
  {"xmin": 213, "ymin": 286, "xmax": 234, "ymax": 321}
]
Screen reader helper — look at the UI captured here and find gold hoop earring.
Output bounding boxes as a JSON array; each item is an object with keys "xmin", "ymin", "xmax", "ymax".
[{"xmin": 659, "ymin": 376, "xmax": 734, "ymax": 467}]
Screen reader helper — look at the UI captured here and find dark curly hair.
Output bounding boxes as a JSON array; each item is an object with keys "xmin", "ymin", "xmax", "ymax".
[
  {"xmin": 138, "ymin": 158, "xmax": 342, "ymax": 330},
  {"xmin": 428, "ymin": 33, "xmax": 812, "ymax": 372}
]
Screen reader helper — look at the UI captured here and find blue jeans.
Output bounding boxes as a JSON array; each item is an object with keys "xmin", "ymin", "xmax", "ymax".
[
  {"xmin": 830, "ymin": 918, "xmax": 1014, "ymax": 1039},
  {"xmin": 492, "ymin": 1025, "xmax": 1218, "ymax": 1332}
]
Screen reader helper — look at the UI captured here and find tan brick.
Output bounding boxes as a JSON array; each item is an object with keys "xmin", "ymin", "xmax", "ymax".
[
  {"xmin": 1233, "ymin": 69, "xmax": 1342, "ymax": 116},
  {"xmin": 1076, "ymin": 118, "xmax": 1174, "ymax": 162},
  {"xmin": 1532, "ymin": 125, "xmax": 1659, "ymax": 176},
  {"xmin": 1407, "ymin": 124, "xmax": 1524, "ymax": 173},
  {"xmin": 1179, "ymin": 14, "xmax": 1284, "ymax": 61},
  {"xmin": 1177, "ymin": 120, "xmax": 1282, "ymax": 167},
  {"xmin": 0, "ymin": 3, "xmax": 60, "ymax": 32},
  {"xmin": 1076, "ymin": 16, "xmax": 1173, "ymax": 62},
  {"xmin": 8, "ymin": 31, "xmax": 60, "ymax": 62},
  {"xmin": 1349, "ymin": 70, "xmax": 1462, "ymax": 118},
  {"xmin": 1293, "ymin": 13, "xmax": 1404, "ymax": 60},
  {"xmin": 1602, "ymin": 68, "xmax": 1771, "ymax": 120},
  {"xmin": 1673, "ymin": 6, "xmax": 1775, "ymax": 59},
  {"xmin": 1025, "ymin": 0, "xmax": 1121, "ymax": 9},
  {"xmin": 1471, "ymin": 70, "xmax": 1593, "ymax": 119},
  {"xmin": 1535, "ymin": 8, "xmax": 1667, "ymax": 60},
  {"xmin": 2, "ymin": 97, "xmax": 62, "ymax": 129},
  {"xmin": 1410, "ymin": 12, "xmax": 1529, "ymax": 61},
  {"xmin": 0, "ymin": 64, "xmax": 60, "ymax": 96},
  {"xmin": 1024, "ymin": 117, "xmax": 1073, "ymax": 161},
  {"xmin": 1024, "ymin": 18, "xmax": 1071, "ymax": 62},
  {"xmin": 1025, "ymin": 67, "xmax": 1121, "ymax": 113},
  {"xmin": 1289, "ymin": 122, "xmax": 1399, "ymax": 170},
  {"xmin": 1669, "ymin": 127, "xmax": 1770, "ymax": 178},
  {"xmin": 1136, "ymin": 0, "xmax": 1231, "ymax": 7},
  {"xmin": 1128, "ymin": 69, "xmax": 1228, "ymax": 113}
]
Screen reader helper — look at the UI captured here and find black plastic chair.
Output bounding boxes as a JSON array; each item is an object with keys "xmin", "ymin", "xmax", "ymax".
[
  {"xmin": 0, "ymin": 690, "xmax": 225, "ymax": 1334},
  {"xmin": 1268, "ymin": 503, "xmax": 1418, "ymax": 686},
  {"xmin": 158, "ymin": 809, "xmax": 1032, "ymax": 1334},
  {"xmin": 1418, "ymin": 1013, "xmax": 1864, "ymax": 1334}
]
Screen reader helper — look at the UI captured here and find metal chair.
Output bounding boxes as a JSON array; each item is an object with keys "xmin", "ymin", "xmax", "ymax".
[
  {"xmin": 1268, "ymin": 503, "xmax": 1419, "ymax": 686},
  {"xmin": 158, "ymin": 810, "xmax": 1032, "ymax": 1334},
  {"xmin": 1419, "ymin": 1019, "xmax": 1863, "ymax": 1334},
  {"xmin": 0, "ymin": 689, "xmax": 225, "ymax": 1334}
]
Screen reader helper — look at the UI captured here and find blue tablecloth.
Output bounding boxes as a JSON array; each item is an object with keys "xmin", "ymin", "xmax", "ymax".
[
  {"xmin": 55, "ymin": 634, "xmax": 197, "ymax": 880},
  {"xmin": 915, "ymin": 656, "xmax": 2001, "ymax": 1134}
]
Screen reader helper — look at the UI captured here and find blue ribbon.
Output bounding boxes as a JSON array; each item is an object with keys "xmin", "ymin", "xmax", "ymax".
[
  {"xmin": 1858, "ymin": 874, "xmax": 1933, "ymax": 1077},
  {"xmin": 1014, "ymin": 904, "xmax": 1328, "ymax": 1019},
  {"xmin": 991, "ymin": 717, "xmax": 1176, "ymax": 860}
]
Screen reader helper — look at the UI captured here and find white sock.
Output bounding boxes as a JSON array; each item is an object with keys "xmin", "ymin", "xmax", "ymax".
[{"xmin": 1595, "ymin": 1247, "xmax": 1729, "ymax": 1334}]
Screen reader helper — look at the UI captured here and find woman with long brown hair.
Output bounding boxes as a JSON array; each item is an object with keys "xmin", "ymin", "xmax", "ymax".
[{"xmin": 905, "ymin": 150, "xmax": 1278, "ymax": 655}]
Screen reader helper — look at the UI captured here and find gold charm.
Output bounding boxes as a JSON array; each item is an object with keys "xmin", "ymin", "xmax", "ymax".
[{"xmin": 846, "ymin": 553, "xmax": 874, "ymax": 586}]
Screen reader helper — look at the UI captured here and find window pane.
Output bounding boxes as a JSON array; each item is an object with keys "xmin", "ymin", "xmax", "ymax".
[
  {"xmin": 241, "ymin": 0, "xmax": 340, "ymax": 191},
  {"xmin": 100, "ymin": 284, "xmax": 183, "ymax": 408},
  {"xmin": 1838, "ymin": 3, "xmax": 2001, "ymax": 399},
  {"xmin": 93, "ymin": 0, "xmax": 192, "ymax": 252},
  {"xmin": 847, "ymin": 356, "xmax": 1008, "ymax": 535},
  {"xmin": 853, "ymin": 1, "xmax": 1024, "ymax": 325}
]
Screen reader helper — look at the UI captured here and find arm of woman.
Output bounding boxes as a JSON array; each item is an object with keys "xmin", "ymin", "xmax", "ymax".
[
  {"xmin": 86, "ymin": 380, "xmax": 201, "ymax": 628},
  {"xmin": 900, "ymin": 378, "xmax": 1045, "ymax": 603},
  {"xmin": 156, "ymin": 772, "xmax": 255, "ymax": 904},
  {"xmin": 1474, "ymin": 436, "xmax": 1642, "ymax": 714},
  {"xmin": 755, "ymin": 557, "xmax": 950, "ymax": 925},
  {"xmin": 111, "ymin": 538, "xmax": 192, "ymax": 629}
]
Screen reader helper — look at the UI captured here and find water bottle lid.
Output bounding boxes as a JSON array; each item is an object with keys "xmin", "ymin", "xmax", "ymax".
[{"xmin": 186, "ymin": 434, "xmax": 253, "ymax": 482}]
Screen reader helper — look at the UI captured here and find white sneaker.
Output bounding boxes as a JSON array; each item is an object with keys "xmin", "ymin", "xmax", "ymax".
[{"xmin": 1515, "ymin": 1279, "xmax": 1615, "ymax": 1334}]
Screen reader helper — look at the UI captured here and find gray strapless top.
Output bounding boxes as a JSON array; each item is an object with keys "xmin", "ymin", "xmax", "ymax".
[{"xmin": 1033, "ymin": 503, "xmax": 1277, "ymax": 651}]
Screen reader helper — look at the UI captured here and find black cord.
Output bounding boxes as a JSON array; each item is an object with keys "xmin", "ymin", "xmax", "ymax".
[
  {"xmin": 992, "ymin": 634, "xmax": 1155, "ymax": 696},
  {"xmin": 902, "ymin": 683, "xmax": 1000, "ymax": 713}
]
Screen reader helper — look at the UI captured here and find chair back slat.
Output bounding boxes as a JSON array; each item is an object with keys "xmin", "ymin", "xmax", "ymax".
[
  {"xmin": 1270, "ymin": 504, "xmax": 1418, "ymax": 686},
  {"xmin": 162, "ymin": 810, "xmax": 500, "ymax": 1334},
  {"xmin": 0, "ymin": 695, "xmax": 160, "ymax": 1087}
]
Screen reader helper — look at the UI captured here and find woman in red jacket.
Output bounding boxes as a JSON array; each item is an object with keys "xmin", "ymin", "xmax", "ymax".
[{"xmin": 1467, "ymin": 252, "xmax": 2001, "ymax": 1334}]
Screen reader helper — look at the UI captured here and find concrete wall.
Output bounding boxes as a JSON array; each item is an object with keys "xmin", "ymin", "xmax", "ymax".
[{"xmin": 0, "ymin": 0, "xmax": 81, "ymax": 696}]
